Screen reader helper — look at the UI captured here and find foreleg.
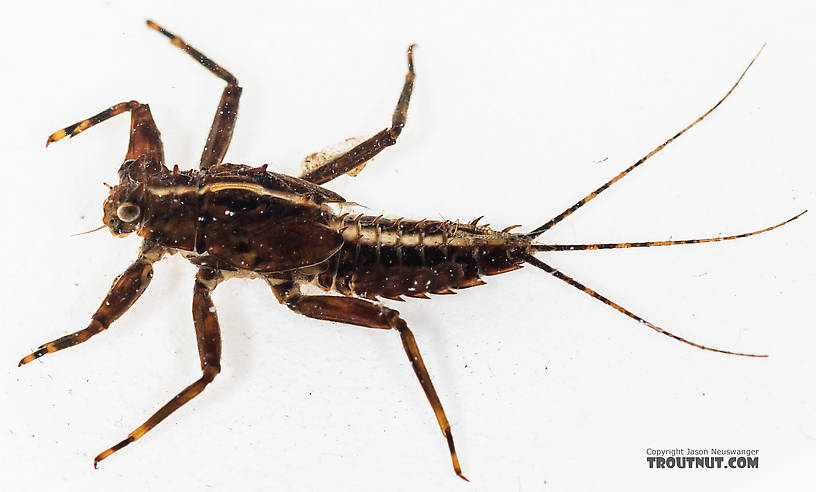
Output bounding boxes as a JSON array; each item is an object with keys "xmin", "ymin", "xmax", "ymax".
[
  {"xmin": 19, "ymin": 242, "xmax": 165, "ymax": 366},
  {"xmin": 46, "ymin": 101, "xmax": 164, "ymax": 167}
]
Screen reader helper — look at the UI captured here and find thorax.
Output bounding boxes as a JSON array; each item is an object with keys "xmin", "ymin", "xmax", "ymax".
[{"xmin": 137, "ymin": 164, "xmax": 346, "ymax": 273}]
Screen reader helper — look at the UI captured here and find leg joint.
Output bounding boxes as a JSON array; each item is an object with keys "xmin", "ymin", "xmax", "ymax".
[
  {"xmin": 87, "ymin": 317, "xmax": 109, "ymax": 333},
  {"xmin": 379, "ymin": 305, "xmax": 405, "ymax": 330},
  {"xmin": 202, "ymin": 364, "xmax": 220, "ymax": 382},
  {"xmin": 387, "ymin": 125, "xmax": 403, "ymax": 140},
  {"xmin": 195, "ymin": 268, "xmax": 223, "ymax": 290}
]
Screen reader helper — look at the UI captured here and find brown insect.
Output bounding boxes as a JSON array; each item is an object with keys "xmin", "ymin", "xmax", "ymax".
[{"xmin": 20, "ymin": 21, "xmax": 804, "ymax": 480}]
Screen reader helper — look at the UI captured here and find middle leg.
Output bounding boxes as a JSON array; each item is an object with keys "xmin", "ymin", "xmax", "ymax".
[
  {"xmin": 146, "ymin": 20, "xmax": 243, "ymax": 168},
  {"xmin": 93, "ymin": 268, "xmax": 224, "ymax": 467},
  {"xmin": 268, "ymin": 280, "xmax": 467, "ymax": 481}
]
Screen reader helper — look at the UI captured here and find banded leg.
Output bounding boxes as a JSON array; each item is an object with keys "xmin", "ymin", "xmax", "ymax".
[
  {"xmin": 146, "ymin": 20, "xmax": 243, "ymax": 168},
  {"xmin": 526, "ymin": 45, "xmax": 765, "ymax": 238},
  {"xmin": 521, "ymin": 253, "xmax": 766, "ymax": 357},
  {"xmin": 532, "ymin": 211, "xmax": 806, "ymax": 252},
  {"xmin": 46, "ymin": 101, "xmax": 164, "ymax": 167},
  {"xmin": 300, "ymin": 45, "xmax": 416, "ymax": 185},
  {"xmin": 94, "ymin": 268, "xmax": 223, "ymax": 467},
  {"xmin": 268, "ymin": 281, "xmax": 468, "ymax": 481},
  {"xmin": 19, "ymin": 242, "xmax": 165, "ymax": 366}
]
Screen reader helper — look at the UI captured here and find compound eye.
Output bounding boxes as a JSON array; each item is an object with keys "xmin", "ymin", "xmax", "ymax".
[{"xmin": 116, "ymin": 202, "xmax": 141, "ymax": 222}]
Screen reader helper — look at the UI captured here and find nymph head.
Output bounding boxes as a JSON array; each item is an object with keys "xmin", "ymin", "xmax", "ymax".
[
  {"xmin": 101, "ymin": 158, "xmax": 153, "ymax": 237},
  {"xmin": 102, "ymin": 182, "xmax": 145, "ymax": 237}
]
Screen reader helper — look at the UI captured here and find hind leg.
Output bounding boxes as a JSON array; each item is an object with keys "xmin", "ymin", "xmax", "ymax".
[
  {"xmin": 268, "ymin": 280, "xmax": 468, "ymax": 481},
  {"xmin": 299, "ymin": 45, "xmax": 416, "ymax": 185}
]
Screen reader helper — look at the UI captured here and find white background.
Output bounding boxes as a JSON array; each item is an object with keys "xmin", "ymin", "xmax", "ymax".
[{"xmin": 2, "ymin": 1, "xmax": 815, "ymax": 491}]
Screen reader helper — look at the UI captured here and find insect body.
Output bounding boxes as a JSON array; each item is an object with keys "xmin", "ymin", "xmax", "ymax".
[{"xmin": 20, "ymin": 21, "xmax": 803, "ymax": 480}]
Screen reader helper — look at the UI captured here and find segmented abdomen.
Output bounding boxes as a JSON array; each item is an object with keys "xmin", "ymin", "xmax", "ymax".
[{"xmin": 318, "ymin": 215, "xmax": 531, "ymax": 300}]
